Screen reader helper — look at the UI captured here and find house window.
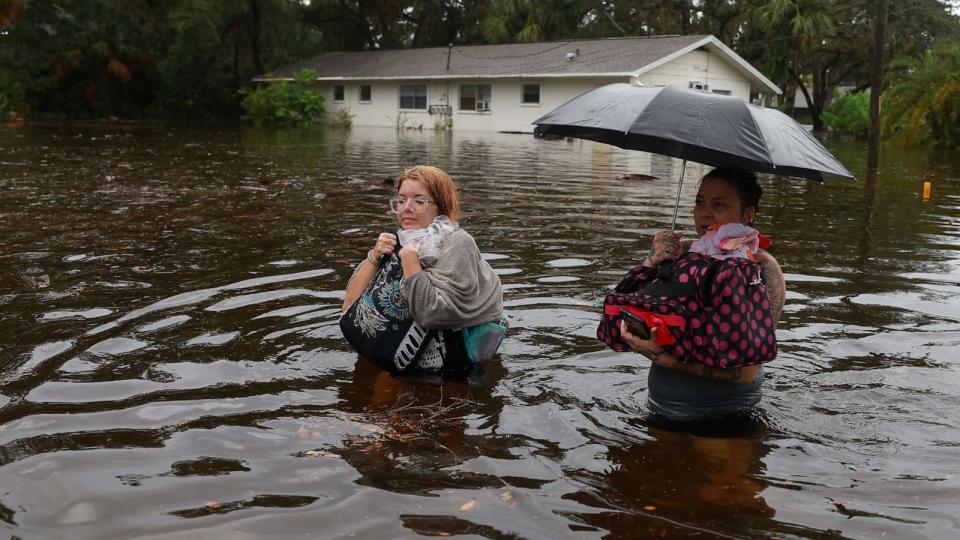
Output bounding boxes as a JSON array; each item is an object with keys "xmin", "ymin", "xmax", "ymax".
[
  {"xmin": 521, "ymin": 84, "xmax": 540, "ymax": 104},
  {"xmin": 688, "ymin": 81, "xmax": 708, "ymax": 91},
  {"xmin": 460, "ymin": 84, "xmax": 492, "ymax": 111},
  {"xmin": 399, "ymin": 85, "xmax": 427, "ymax": 109},
  {"xmin": 333, "ymin": 85, "xmax": 345, "ymax": 101},
  {"xmin": 359, "ymin": 85, "xmax": 371, "ymax": 102},
  {"xmin": 712, "ymin": 89, "xmax": 731, "ymax": 96}
]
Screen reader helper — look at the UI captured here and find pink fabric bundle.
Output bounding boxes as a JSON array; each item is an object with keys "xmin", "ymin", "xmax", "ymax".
[{"xmin": 688, "ymin": 223, "xmax": 761, "ymax": 261}]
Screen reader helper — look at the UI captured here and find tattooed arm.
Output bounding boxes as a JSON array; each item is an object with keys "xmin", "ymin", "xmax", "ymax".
[
  {"xmin": 755, "ymin": 250, "xmax": 786, "ymax": 324},
  {"xmin": 648, "ymin": 347, "xmax": 759, "ymax": 383}
]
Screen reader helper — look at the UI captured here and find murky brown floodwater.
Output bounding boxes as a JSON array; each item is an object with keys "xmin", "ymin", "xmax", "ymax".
[{"xmin": 1, "ymin": 123, "xmax": 959, "ymax": 539}]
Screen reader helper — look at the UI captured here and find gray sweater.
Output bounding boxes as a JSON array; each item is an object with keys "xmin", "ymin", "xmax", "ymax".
[{"xmin": 400, "ymin": 228, "xmax": 503, "ymax": 329}]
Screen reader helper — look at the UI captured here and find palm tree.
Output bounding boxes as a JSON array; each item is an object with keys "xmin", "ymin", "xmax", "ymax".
[{"xmin": 883, "ymin": 40, "xmax": 960, "ymax": 148}]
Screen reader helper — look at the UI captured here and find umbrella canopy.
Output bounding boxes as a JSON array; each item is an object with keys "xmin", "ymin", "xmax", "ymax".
[{"xmin": 533, "ymin": 83, "xmax": 854, "ymax": 181}]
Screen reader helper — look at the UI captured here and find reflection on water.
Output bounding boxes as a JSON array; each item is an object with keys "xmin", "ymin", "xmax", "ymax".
[{"xmin": 1, "ymin": 124, "xmax": 960, "ymax": 538}]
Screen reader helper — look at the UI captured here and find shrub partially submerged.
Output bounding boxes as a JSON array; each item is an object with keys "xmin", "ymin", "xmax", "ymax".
[{"xmin": 241, "ymin": 69, "xmax": 325, "ymax": 125}]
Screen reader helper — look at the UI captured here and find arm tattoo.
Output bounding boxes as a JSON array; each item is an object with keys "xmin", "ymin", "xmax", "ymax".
[
  {"xmin": 765, "ymin": 265, "xmax": 786, "ymax": 325},
  {"xmin": 693, "ymin": 363, "xmax": 744, "ymax": 381},
  {"xmin": 658, "ymin": 353, "xmax": 746, "ymax": 382}
]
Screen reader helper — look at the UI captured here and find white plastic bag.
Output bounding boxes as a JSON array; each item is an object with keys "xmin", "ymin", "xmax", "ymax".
[{"xmin": 398, "ymin": 215, "xmax": 458, "ymax": 260}]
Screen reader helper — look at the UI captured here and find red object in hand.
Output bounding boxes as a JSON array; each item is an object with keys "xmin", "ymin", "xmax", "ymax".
[{"xmin": 606, "ymin": 305, "xmax": 686, "ymax": 346}]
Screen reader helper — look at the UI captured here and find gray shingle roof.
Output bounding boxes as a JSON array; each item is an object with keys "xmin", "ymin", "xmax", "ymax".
[{"xmin": 263, "ymin": 35, "xmax": 710, "ymax": 80}]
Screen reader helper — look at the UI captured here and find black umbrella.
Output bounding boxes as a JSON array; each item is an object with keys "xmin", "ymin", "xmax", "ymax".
[{"xmin": 533, "ymin": 83, "xmax": 854, "ymax": 228}]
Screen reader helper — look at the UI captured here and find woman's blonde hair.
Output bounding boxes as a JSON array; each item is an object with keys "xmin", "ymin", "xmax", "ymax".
[{"xmin": 397, "ymin": 165, "xmax": 460, "ymax": 221}]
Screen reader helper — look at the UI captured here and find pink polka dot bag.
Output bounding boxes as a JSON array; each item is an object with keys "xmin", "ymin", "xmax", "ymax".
[{"xmin": 597, "ymin": 252, "xmax": 777, "ymax": 368}]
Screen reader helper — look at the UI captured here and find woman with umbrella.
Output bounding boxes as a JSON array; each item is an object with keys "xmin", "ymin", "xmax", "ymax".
[
  {"xmin": 600, "ymin": 167, "xmax": 786, "ymax": 423},
  {"xmin": 534, "ymin": 83, "xmax": 852, "ymax": 423}
]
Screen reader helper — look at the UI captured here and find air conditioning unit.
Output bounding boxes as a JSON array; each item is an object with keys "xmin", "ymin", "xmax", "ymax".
[{"xmin": 475, "ymin": 101, "xmax": 490, "ymax": 112}]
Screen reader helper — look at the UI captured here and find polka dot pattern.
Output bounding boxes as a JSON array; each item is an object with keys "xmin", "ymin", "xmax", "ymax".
[{"xmin": 597, "ymin": 252, "xmax": 778, "ymax": 367}]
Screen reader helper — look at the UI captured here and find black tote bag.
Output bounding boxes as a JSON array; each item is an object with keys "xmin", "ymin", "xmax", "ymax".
[{"xmin": 339, "ymin": 253, "xmax": 471, "ymax": 375}]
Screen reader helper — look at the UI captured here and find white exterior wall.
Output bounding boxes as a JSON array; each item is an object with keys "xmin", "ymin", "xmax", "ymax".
[
  {"xmin": 446, "ymin": 77, "xmax": 622, "ymax": 132},
  {"xmin": 322, "ymin": 77, "xmax": 625, "ymax": 132},
  {"xmin": 638, "ymin": 49, "xmax": 750, "ymax": 101},
  {"xmin": 318, "ymin": 52, "xmax": 755, "ymax": 132}
]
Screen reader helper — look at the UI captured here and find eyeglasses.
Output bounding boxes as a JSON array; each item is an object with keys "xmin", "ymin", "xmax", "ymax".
[{"xmin": 389, "ymin": 197, "xmax": 436, "ymax": 213}]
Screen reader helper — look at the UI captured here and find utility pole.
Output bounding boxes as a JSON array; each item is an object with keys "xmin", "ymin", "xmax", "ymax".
[{"xmin": 867, "ymin": 0, "xmax": 888, "ymax": 170}]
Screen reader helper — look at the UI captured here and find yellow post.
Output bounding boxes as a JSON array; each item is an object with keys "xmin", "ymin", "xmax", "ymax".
[{"xmin": 922, "ymin": 181, "xmax": 932, "ymax": 200}]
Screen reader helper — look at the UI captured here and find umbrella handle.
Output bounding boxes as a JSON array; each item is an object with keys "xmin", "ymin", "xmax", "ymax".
[{"xmin": 671, "ymin": 160, "xmax": 687, "ymax": 231}]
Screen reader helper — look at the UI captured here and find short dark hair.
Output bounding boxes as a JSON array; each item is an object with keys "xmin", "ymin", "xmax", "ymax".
[{"xmin": 703, "ymin": 167, "xmax": 763, "ymax": 216}]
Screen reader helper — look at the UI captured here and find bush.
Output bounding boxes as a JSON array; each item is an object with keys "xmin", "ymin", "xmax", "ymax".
[
  {"xmin": 329, "ymin": 106, "xmax": 354, "ymax": 127},
  {"xmin": 240, "ymin": 69, "xmax": 325, "ymax": 125},
  {"xmin": 822, "ymin": 91, "xmax": 869, "ymax": 136}
]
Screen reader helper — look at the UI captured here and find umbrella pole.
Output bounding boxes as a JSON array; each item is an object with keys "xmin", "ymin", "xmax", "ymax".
[{"xmin": 670, "ymin": 160, "xmax": 687, "ymax": 231}]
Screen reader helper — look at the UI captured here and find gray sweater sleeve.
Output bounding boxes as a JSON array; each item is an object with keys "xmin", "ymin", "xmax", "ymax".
[{"xmin": 400, "ymin": 229, "xmax": 503, "ymax": 329}]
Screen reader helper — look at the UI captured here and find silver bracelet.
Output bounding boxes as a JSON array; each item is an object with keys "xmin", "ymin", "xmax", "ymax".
[{"xmin": 366, "ymin": 249, "xmax": 381, "ymax": 267}]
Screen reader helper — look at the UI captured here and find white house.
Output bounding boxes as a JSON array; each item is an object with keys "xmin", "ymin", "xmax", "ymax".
[{"xmin": 258, "ymin": 35, "xmax": 781, "ymax": 133}]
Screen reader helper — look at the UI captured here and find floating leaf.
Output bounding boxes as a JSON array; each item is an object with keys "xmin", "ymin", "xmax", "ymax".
[
  {"xmin": 643, "ymin": 505, "xmax": 657, "ymax": 512},
  {"xmin": 459, "ymin": 500, "xmax": 476, "ymax": 511}
]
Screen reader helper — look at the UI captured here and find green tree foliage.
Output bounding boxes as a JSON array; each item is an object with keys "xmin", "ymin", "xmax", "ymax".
[
  {"xmin": 240, "ymin": 69, "xmax": 325, "ymax": 125},
  {"xmin": 2, "ymin": 0, "xmax": 959, "ymax": 134},
  {"xmin": 0, "ymin": 0, "xmax": 26, "ymax": 117},
  {"xmin": 744, "ymin": 0, "xmax": 854, "ymax": 131},
  {"xmin": 298, "ymin": 0, "xmax": 491, "ymax": 50},
  {"xmin": 148, "ymin": 0, "xmax": 323, "ymax": 118},
  {"xmin": 1, "ymin": 0, "xmax": 164, "ymax": 117},
  {"xmin": 735, "ymin": 0, "xmax": 959, "ymax": 132},
  {"xmin": 822, "ymin": 91, "xmax": 870, "ymax": 136},
  {"xmin": 483, "ymin": 0, "xmax": 583, "ymax": 43},
  {"xmin": 883, "ymin": 40, "xmax": 960, "ymax": 148},
  {"xmin": 1, "ymin": 0, "xmax": 321, "ymax": 119}
]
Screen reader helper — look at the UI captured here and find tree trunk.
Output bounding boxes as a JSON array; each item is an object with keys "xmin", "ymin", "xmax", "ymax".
[
  {"xmin": 233, "ymin": 38, "xmax": 240, "ymax": 89},
  {"xmin": 868, "ymin": 0, "xmax": 888, "ymax": 169},
  {"xmin": 794, "ymin": 73, "xmax": 820, "ymax": 129},
  {"xmin": 811, "ymin": 67, "xmax": 830, "ymax": 133},
  {"xmin": 249, "ymin": 0, "xmax": 264, "ymax": 76}
]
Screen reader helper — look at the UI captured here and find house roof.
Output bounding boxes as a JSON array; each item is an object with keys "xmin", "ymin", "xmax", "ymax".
[{"xmin": 258, "ymin": 35, "xmax": 781, "ymax": 95}]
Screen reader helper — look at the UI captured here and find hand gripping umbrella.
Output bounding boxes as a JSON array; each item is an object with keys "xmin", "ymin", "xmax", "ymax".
[{"xmin": 533, "ymin": 83, "xmax": 854, "ymax": 229}]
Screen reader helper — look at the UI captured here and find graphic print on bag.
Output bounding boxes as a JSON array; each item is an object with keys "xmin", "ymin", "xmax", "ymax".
[
  {"xmin": 377, "ymin": 277, "xmax": 409, "ymax": 320},
  {"xmin": 416, "ymin": 332, "xmax": 447, "ymax": 370},
  {"xmin": 351, "ymin": 258, "xmax": 407, "ymax": 339},
  {"xmin": 393, "ymin": 320, "xmax": 429, "ymax": 371},
  {"xmin": 597, "ymin": 252, "xmax": 777, "ymax": 368},
  {"xmin": 340, "ymin": 253, "xmax": 472, "ymax": 375},
  {"xmin": 340, "ymin": 255, "xmax": 433, "ymax": 374}
]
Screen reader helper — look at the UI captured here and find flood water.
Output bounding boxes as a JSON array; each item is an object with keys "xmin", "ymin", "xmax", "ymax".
[{"xmin": 1, "ymin": 123, "xmax": 959, "ymax": 539}]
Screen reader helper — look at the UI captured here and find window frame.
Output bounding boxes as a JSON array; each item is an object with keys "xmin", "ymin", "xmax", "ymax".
[
  {"xmin": 521, "ymin": 83, "xmax": 541, "ymax": 106},
  {"xmin": 359, "ymin": 84, "xmax": 372, "ymax": 103},
  {"xmin": 398, "ymin": 84, "xmax": 427, "ymax": 110},
  {"xmin": 333, "ymin": 84, "xmax": 345, "ymax": 102},
  {"xmin": 459, "ymin": 83, "xmax": 493, "ymax": 112}
]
